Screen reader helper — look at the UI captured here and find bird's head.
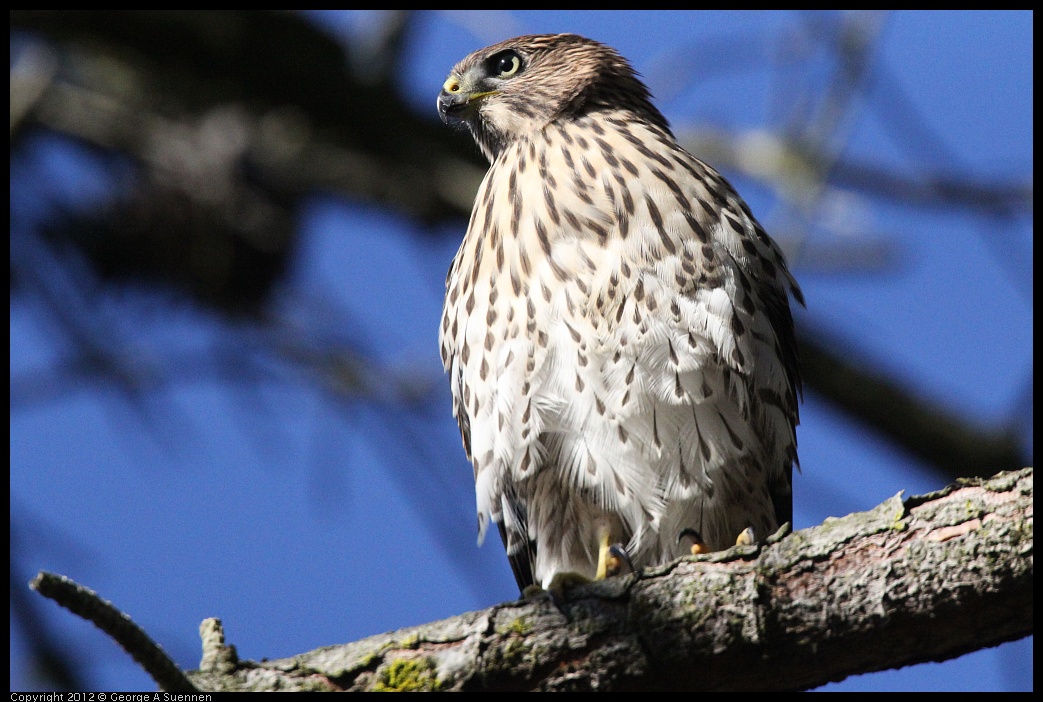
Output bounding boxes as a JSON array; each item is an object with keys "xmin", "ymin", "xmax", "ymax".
[{"xmin": 438, "ymin": 33, "xmax": 669, "ymax": 162}]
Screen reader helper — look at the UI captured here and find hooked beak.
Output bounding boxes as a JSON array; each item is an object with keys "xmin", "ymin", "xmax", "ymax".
[{"xmin": 437, "ymin": 74, "xmax": 498, "ymax": 125}]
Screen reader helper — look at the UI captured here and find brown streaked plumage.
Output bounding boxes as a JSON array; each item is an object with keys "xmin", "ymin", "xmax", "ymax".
[{"xmin": 437, "ymin": 34, "xmax": 802, "ymax": 593}]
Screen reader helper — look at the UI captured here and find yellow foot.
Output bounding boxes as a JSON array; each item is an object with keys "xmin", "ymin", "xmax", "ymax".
[
  {"xmin": 601, "ymin": 543, "xmax": 633, "ymax": 577},
  {"xmin": 735, "ymin": 526, "xmax": 756, "ymax": 546},
  {"xmin": 595, "ymin": 527, "xmax": 633, "ymax": 579},
  {"xmin": 525, "ymin": 530, "xmax": 635, "ymax": 607}
]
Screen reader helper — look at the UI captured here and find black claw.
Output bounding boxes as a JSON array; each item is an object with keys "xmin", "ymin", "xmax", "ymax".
[
  {"xmin": 677, "ymin": 527, "xmax": 704, "ymax": 545},
  {"xmin": 605, "ymin": 543, "xmax": 634, "ymax": 577}
]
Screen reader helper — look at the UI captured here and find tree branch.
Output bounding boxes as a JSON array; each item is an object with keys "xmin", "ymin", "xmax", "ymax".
[
  {"xmin": 178, "ymin": 467, "xmax": 1029, "ymax": 691},
  {"xmin": 30, "ymin": 572, "xmax": 199, "ymax": 693}
]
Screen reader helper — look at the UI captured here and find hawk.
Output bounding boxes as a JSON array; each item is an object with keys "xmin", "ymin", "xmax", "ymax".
[{"xmin": 437, "ymin": 34, "xmax": 802, "ymax": 593}]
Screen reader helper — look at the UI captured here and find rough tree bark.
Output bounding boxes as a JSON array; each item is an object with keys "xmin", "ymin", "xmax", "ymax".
[{"xmin": 169, "ymin": 467, "xmax": 1030, "ymax": 691}]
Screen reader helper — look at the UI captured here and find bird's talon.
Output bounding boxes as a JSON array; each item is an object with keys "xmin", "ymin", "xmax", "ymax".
[
  {"xmin": 603, "ymin": 543, "xmax": 634, "ymax": 577},
  {"xmin": 736, "ymin": 526, "xmax": 756, "ymax": 546},
  {"xmin": 679, "ymin": 527, "xmax": 709, "ymax": 555},
  {"xmin": 536, "ymin": 571, "xmax": 594, "ymax": 609}
]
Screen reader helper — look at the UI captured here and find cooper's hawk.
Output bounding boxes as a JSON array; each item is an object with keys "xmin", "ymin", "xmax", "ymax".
[{"xmin": 437, "ymin": 34, "xmax": 802, "ymax": 593}]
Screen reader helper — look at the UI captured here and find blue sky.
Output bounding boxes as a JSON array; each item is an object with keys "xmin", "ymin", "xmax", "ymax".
[{"xmin": 10, "ymin": 11, "xmax": 1032, "ymax": 691}]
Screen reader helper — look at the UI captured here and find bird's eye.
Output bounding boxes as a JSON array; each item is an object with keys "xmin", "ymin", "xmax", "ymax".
[{"xmin": 490, "ymin": 51, "xmax": 522, "ymax": 79}]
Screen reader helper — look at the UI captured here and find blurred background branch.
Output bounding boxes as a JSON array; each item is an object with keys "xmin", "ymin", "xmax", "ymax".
[{"xmin": 11, "ymin": 10, "xmax": 1030, "ymax": 470}]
